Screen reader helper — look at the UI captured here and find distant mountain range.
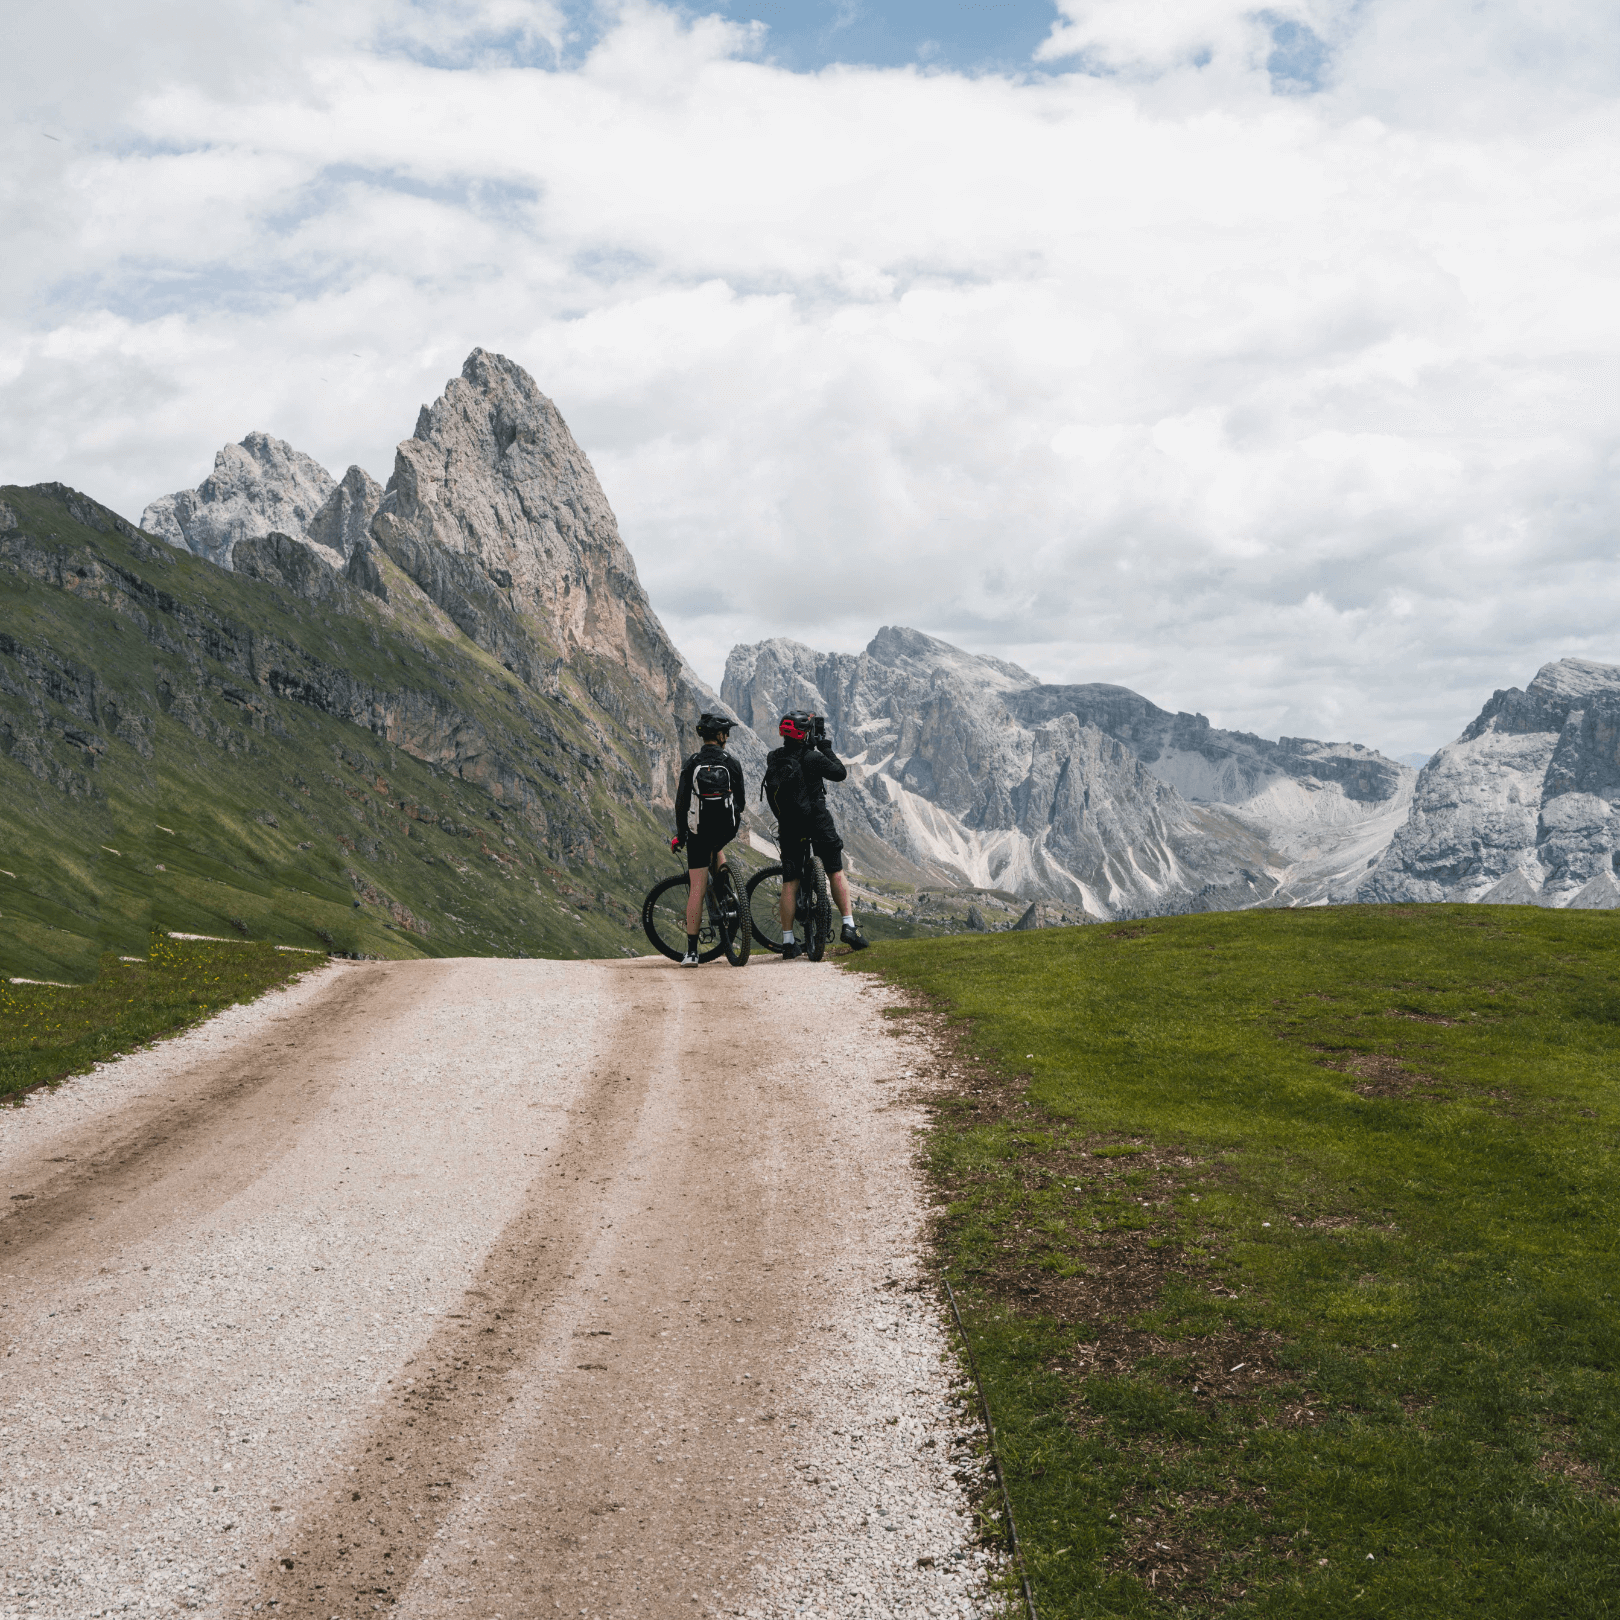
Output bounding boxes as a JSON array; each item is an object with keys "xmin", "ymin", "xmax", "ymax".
[
  {"xmin": 5, "ymin": 348, "xmax": 1608, "ymax": 978},
  {"xmin": 723, "ymin": 628, "xmax": 1415, "ymax": 918}
]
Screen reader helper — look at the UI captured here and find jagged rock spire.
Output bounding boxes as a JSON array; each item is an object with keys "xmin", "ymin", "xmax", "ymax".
[
  {"xmin": 141, "ymin": 432, "xmax": 338, "ymax": 569},
  {"xmin": 368, "ymin": 349, "xmax": 744, "ymax": 794}
]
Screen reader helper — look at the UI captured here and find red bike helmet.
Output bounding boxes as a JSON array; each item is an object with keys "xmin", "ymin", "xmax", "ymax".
[{"xmin": 779, "ymin": 711, "xmax": 813, "ymax": 742}]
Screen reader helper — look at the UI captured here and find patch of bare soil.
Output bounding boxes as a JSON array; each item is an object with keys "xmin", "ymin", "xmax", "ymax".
[
  {"xmin": 1537, "ymin": 1450, "xmax": 1613, "ymax": 1497},
  {"xmin": 1315, "ymin": 1048, "xmax": 1449, "ymax": 1099}
]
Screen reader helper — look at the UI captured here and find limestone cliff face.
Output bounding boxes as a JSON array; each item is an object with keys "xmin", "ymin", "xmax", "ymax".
[
  {"xmin": 141, "ymin": 433, "xmax": 339, "ymax": 570},
  {"xmin": 1360, "ymin": 658, "xmax": 1620, "ymax": 905},
  {"xmin": 368, "ymin": 350, "xmax": 732, "ymax": 797}
]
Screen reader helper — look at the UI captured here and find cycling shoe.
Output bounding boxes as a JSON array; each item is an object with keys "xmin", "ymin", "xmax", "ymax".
[{"xmin": 840, "ymin": 923, "xmax": 870, "ymax": 951}]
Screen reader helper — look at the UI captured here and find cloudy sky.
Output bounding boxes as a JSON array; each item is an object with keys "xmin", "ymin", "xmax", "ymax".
[{"xmin": 4, "ymin": 0, "xmax": 1618, "ymax": 758}]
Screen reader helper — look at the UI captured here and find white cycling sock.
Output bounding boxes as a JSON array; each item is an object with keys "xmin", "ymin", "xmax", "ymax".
[
  {"xmin": 782, "ymin": 929, "xmax": 795, "ymax": 945},
  {"xmin": 842, "ymin": 914, "xmax": 854, "ymax": 929}
]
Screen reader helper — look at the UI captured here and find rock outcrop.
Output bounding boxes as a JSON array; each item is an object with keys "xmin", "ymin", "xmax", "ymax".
[
  {"xmin": 307, "ymin": 464, "xmax": 383, "ymax": 561},
  {"xmin": 232, "ymin": 530, "xmax": 348, "ymax": 604},
  {"xmin": 1360, "ymin": 658, "xmax": 1620, "ymax": 905},
  {"xmin": 141, "ymin": 433, "xmax": 340, "ymax": 570}
]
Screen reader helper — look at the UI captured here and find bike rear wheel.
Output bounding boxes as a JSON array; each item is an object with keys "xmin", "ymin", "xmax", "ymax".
[
  {"xmin": 805, "ymin": 856, "xmax": 833, "ymax": 962},
  {"xmin": 715, "ymin": 869, "xmax": 751, "ymax": 966},
  {"xmin": 745, "ymin": 864, "xmax": 787, "ymax": 954},
  {"xmin": 642, "ymin": 873, "xmax": 725, "ymax": 963}
]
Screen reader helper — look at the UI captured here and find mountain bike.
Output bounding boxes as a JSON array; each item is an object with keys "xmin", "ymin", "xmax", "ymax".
[
  {"xmin": 641, "ymin": 850, "xmax": 751, "ymax": 966},
  {"xmin": 745, "ymin": 843, "xmax": 833, "ymax": 962}
]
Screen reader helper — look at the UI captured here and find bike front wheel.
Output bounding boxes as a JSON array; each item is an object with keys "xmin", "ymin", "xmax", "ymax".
[
  {"xmin": 745, "ymin": 864, "xmax": 787, "ymax": 954},
  {"xmin": 642, "ymin": 873, "xmax": 725, "ymax": 963}
]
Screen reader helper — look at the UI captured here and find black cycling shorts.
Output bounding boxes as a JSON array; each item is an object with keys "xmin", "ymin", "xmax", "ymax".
[
  {"xmin": 779, "ymin": 815, "xmax": 843, "ymax": 880},
  {"xmin": 686, "ymin": 820, "xmax": 736, "ymax": 870}
]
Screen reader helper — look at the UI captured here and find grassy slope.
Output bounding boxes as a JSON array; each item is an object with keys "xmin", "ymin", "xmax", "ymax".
[
  {"xmin": 855, "ymin": 906, "xmax": 1620, "ymax": 1618},
  {"xmin": 0, "ymin": 484, "xmax": 719, "ymax": 979},
  {"xmin": 1, "ymin": 936, "xmax": 317, "ymax": 1100}
]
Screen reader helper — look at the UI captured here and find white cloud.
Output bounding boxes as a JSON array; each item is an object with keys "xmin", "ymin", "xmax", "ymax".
[
  {"xmin": 2, "ymin": 0, "xmax": 1618, "ymax": 758},
  {"xmin": 1039, "ymin": 0, "xmax": 1284, "ymax": 73}
]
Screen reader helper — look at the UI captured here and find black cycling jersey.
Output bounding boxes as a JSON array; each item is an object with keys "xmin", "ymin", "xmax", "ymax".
[
  {"xmin": 765, "ymin": 739, "xmax": 846, "ymax": 822},
  {"xmin": 674, "ymin": 743, "xmax": 746, "ymax": 840}
]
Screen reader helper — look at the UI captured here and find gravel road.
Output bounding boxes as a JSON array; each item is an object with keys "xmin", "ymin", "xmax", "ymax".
[{"xmin": 0, "ymin": 956, "xmax": 998, "ymax": 1619}]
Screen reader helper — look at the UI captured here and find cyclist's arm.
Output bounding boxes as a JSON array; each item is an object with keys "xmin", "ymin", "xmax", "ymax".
[
  {"xmin": 728, "ymin": 756, "xmax": 746, "ymax": 811},
  {"xmin": 806, "ymin": 744, "xmax": 847, "ymax": 784}
]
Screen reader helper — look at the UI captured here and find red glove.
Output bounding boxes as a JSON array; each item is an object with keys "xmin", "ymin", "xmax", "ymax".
[{"xmin": 670, "ymin": 832, "xmax": 685, "ymax": 852}]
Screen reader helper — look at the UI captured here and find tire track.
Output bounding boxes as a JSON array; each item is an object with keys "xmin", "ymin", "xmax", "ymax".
[
  {"xmin": 254, "ymin": 990, "xmax": 663, "ymax": 1615},
  {"xmin": 0, "ymin": 961, "xmax": 398, "ymax": 1274}
]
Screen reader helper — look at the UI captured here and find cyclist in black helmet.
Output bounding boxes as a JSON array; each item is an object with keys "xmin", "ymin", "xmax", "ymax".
[
  {"xmin": 765, "ymin": 710, "xmax": 868, "ymax": 957},
  {"xmin": 671, "ymin": 712, "xmax": 747, "ymax": 966}
]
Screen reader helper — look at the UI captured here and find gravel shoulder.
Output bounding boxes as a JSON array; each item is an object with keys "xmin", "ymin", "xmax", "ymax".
[{"xmin": 0, "ymin": 955, "xmax": 998, "ymax": 1619}]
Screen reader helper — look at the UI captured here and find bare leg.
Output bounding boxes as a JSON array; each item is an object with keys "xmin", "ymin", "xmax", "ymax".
[
  {"xmin": 829, "ymin": 869, "xmax": 852, "ymax": 917},
  {"xmin": 779, "ymin": 879, "xmax": 798, "ymax": 934},
  {"xmin": 685, "ymin": 865, "xmax": 709, "ymax": 937}
]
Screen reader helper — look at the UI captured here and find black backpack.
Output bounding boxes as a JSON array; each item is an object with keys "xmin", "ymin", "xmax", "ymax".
[
  {"xmin": 763, "ymin": 750, "xmax": 814, "ymax": 824},
  {"xmin": 693, "ymin": 757, "xmax": 738, "ymax": 836}
]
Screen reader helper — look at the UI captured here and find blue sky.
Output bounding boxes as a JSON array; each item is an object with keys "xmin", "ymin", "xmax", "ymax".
[
  {"xmin": 652, "ymin": 0, "xmax": 1061, "ymax": 72},
  {"xmin": 3, "ymin": 0, "xmax": 1619, "ymax": 756}
]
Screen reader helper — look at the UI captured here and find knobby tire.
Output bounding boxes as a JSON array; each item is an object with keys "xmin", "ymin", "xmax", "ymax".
[
  {"xmin": 806, "ymin": 856, "xmax": 833, "ymax": 962},
  {"xmin": 717, "ymin": 872, "xmax": 751, "ymax": 967}
]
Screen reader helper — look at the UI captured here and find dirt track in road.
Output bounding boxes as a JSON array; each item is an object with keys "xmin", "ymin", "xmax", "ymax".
[{"xmin": 0, "ymin": 957, "xmax": 993, "ymax": 1619}]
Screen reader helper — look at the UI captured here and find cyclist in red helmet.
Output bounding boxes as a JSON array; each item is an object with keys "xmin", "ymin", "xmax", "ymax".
[{"xmin": 764, "ymin": 710, "xmax": 868, "ymax": 957}]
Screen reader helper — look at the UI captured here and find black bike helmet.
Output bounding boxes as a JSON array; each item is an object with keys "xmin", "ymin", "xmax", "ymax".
[{"xmin": 696, "ymin": 711, "xmax": 734, "ymax": 741}]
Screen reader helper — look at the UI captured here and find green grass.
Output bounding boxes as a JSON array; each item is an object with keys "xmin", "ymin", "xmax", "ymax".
[
  {"xmin": 853, "ymin": 905, "xmax": 1620, "ymax": 1618},
  {"xmin": 1, "ymin": 934, "xmax": 316, "ymax": 1100}
]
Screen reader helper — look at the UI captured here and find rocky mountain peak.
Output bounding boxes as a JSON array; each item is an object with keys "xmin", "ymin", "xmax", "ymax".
[
  {"xmin": 141, "ymin": 432, "xmax": 339, "ymax": 570},
  {"xmin": 372, "ymin": 349, "xmax": 674, "ymax": 689},
  {"xmin": 364, "ymin": 349, "xmax": 740, "ymax": 796},
  {"xmin": 866, "ymin": 625, "xmax": 1037, "ymax": 693},
  {"xmin": 1363, "ymin": 655, "xmax": 1620, "ymax": 906},
  {"xmin": 1526, "ymin": 656, "xmax": 1620, "ymax": 704},
  {"xmin": 133, "ymin": 348, "xmax": 743, "ymax": 803}
]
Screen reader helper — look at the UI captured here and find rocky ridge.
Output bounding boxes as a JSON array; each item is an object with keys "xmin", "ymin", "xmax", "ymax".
[
  {"xmin": 1360, "ymin": 657, "xmax": 1620, "ymax": 908},
  {"xmin": 366, "ymin": 350, "xmax": 759, "ymax": 797},
  {"xmin": 725, "ymin": 628, "xmax": 1414, "ymax": 920},
  {"xmin": 141, "ymin": 433, "xmax": 342, "ymax": 571}
]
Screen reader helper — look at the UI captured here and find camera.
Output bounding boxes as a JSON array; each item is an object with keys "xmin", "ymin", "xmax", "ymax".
[{"xmin": 811, "ymin": 714, "xmax": 827, "ymax": 742}]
